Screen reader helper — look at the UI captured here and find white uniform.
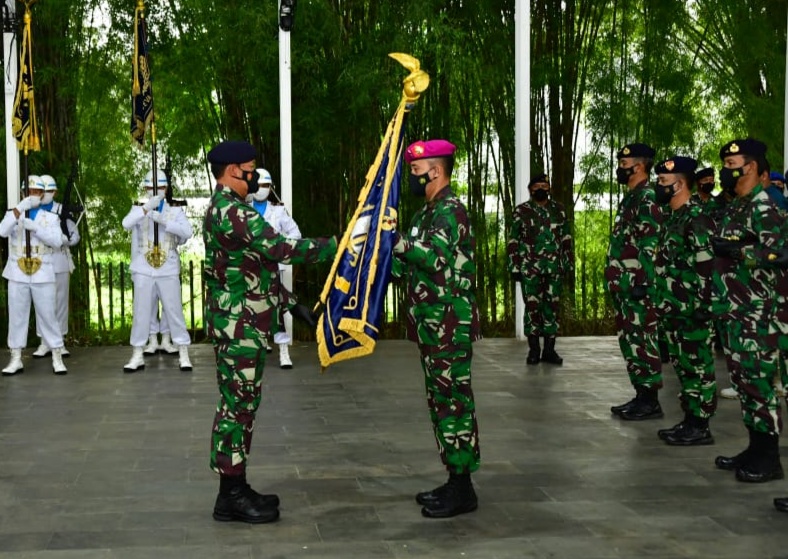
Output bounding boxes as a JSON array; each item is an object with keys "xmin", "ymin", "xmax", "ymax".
[
  {"xmin": 122, "ymin": 201, "xmax": 192, "ymax": 348},
  {"xmin": 254, "ymin": 201, "xmax": 301, "ymax": 345},
  {"xmin": 0, "ymin": 208, "xmax": 64, "ymax": 350},
  {"xmin": 44, "ymin": 201, "xmax": 78, "ymax": 337}
]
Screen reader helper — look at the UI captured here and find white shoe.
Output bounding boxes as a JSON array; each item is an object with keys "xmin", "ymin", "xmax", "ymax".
[
  {"xmin": 61, "ymin": 347, "xmax": 70, "ymax": 358},
  {"xmin": 123, "ymin": 347, "xmax": 145, "ymax": 373},
  {"xmin": 2, "ymin": 349, "xmax": 23, "ymax": 376},
  {"xmin": 51, "ymin": 348, "xmax": 68, "ymax": 375},
  {"xmin": 279, "ymin": 343, "xmax": 293, "ymax": 369},
  {"xmin": 160, "ymin": 333, "xmax": 178, "ymax": 354},
  {"xmin": 143, "ymin": 334, "xmax": 159, "ymax": 355},
  {"xmin": 720, "ymin": 387, "xmax": 738, "ymax": 399},
  {"xmin": 178, "ymin": 345, "xmax": 192, "ymax": 371},
  {"xmin": 32, "ymin": 342, "xmax": 50, "ymax": 358}
]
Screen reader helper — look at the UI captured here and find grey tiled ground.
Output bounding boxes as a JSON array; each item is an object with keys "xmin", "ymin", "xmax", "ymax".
[{"xmin": 1, "ymin": 337, "xmax": 787, "ymax": 558}]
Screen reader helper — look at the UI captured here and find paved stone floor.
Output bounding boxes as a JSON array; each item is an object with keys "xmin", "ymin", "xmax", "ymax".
[{"xmin": 1, "ymin": 337, "xmax": 788, "ymax": 558}]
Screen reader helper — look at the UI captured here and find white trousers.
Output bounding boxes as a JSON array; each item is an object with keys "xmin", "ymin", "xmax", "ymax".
[
  {"xmin": 130, "ymin": 275, "xmax": 190, "ymax": 347},
  {"xmin": 35, "ymin": 271, "xmax": 70, "ymax": 339},
  {"xmin": 148, "ymin": 283, "xmax": 170, "ymax": 335},
  {"xmin": 8, "ymin": 280, "xmax": 63, "ymax": 350}
]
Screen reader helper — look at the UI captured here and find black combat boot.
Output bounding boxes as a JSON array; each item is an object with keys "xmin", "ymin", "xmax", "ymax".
[
  {"xmin": 421, "ymin": 472, "xmax": 478, "ymax": 518},
  {"xmin": 657, "ymin": 411, "xmax": 691, "ymax": 441},
  {"xmin": 415, "ymin": 478, "xmax": 450, "ymax": 506},
  {"xmin": 774, "ymin": 496, "xmax": 788, "ymax": 512},
  {"xmin": 541, "ymin": 337, "xmax": 563, "ymax": 365},
  {"xmin": 735, "ymin": 431, "xmax": 784, "ymax": 483},
  {"xmin": 213, "ymin": 474, "xmax": 280, "ymax": 524},
  {"xmin": 616, "ymin": 386, "xmax": 663, "ymax": 421},
  {"xmin": 526, "ymin": 335, "xmax": 541, "ymax": 365},
  {"xmin": 663, "ymin": 414, "xmax": 714, "ymax": 446},
  {"xmin": 715, "ymin": 429, "xmax": 755, "ymax": 471}
]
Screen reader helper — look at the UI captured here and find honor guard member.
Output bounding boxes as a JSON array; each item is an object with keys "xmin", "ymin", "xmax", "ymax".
[
  {"xmin": 606, "ymin": 143, "xmax": 665, "ymax": 420},
  {"xmin": 506, "ymin": 172, "xmax": 573, "ymax": 365},
  {"xmin": 652, "ymin": 157, "xmax": 718, "ymax": 445},
  {"xmin": 31, "ymin": 174, "xmax": 79, "ymax": 359},
  {"xmin": 392, "ymin": 139, "xmax": 481, "ymax": 519},
  {"xmin": 121, "ymin": 170, "xmax": 193, "ymax": 372},
  {"xmin": 711, "ymin": 138, "xmax": 784, "ymax": 483},
  {"xmin": 203, "ymin": 140, "xmax": 337, "ymax": 524},
  {"xmin": 0, "ymin": 175, "xmax": 67, "ymax": 375},
  {"xmin": 765, "ymin": 170, "xmax": 788, "ymax": 212},
  {"xmin": 248, "ymin": 168, "xmax": 315, "ymax": 369},
  {"xmin": 143, "ymin": 291, "xmax": 179, "ymax": 355}
]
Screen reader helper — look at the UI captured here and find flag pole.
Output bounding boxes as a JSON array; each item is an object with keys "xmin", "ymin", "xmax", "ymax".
[
  {"xmin": 279, "ymin": 0, "xmax": 294, "ymax": 342},
  {"xmin": 514, "ymin": 0, "xmax": 530, "ymax": 341}
]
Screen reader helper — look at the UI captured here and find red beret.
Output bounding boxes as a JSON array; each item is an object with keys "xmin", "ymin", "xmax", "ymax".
[{"xmin": 405, "ymin": 139, "xmax": 457, "ymax": 164}]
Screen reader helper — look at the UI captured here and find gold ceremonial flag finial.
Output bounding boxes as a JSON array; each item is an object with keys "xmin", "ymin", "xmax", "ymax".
[
  {"xmin": 132, "ymin": 0, "xmax": 146, "ymax": 96},
  {"xmin": 389, "ymin": 53, "xmax": 429, "ymax": 103}
]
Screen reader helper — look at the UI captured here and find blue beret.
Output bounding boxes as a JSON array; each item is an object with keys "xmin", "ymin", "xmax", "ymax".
[
  {"xmin": 616, "ymin": 143, "xmax": 655, "ymax": 159},
  {"xmin": 528, "ymin": 173, "xmax": 548, "ymax": 188},
  {"xmin": 719, "ymin": 138, "xmax": 767, "ymax": 160},
  {"xmin": 770, "ymin": 171, "xmax": 785, "ymax": 183},
  {"xmin": 207, "ymin": 140, "xmax": 257, "ymax": 165},
  {"xmin": 694, "ymin": 167, "xmax": 715, "ymax": 181},
  {"xmin": 655, "ymin": 156, "xmax": 697, "ymax": 176}
]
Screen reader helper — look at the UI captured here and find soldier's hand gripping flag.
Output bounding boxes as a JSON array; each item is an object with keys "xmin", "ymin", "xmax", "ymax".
[
  {"xmin": 12, "ymin": 2, "xmax": 40, "ymax": 152},
  {"xmin": 316, "ymin": 54, "xmax": 429, "ymax": 369},
  {"xmin": 130, "ymin": 0, "xmax": 153, "ymax": 147}
]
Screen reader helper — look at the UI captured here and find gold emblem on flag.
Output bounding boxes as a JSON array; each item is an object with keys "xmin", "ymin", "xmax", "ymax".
[
  {"xmin": 18, "ymin": 256, "xmax": 41, "ymax": 275},
  {"xmin": 145, "ymin": 246, "xmax": 166, "ymax": 268}
]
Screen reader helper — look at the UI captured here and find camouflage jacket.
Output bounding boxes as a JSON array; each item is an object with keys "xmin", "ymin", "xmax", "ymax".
[
  {"xmin": 604, "ymin": 181, "xmax": 664, "ymax": 297},
  {"xmin": 711, "ymin": 184, "xmax": 782, "ymax": 323},
  {"xmin": 392, "ymin": 187, "xmax": 481, "ymax": 346},
  {"xmin": 203, "ymin": 185, "xmax": 337, "ymax": 340},
  {"xmin": 655, "ymin": 198, "xmax": 715, "ymax": 319},
  {"xmin": 506, "ymin": 199, "xmax": 573, "ymax": 277},
  {"xmin": 690, "ymin": 192, "xmax": 723, "ymax": 218}
]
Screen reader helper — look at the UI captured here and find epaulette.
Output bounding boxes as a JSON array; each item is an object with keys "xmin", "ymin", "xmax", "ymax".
[
  {"xmin": 133, "ymin": 201, "xmax": 145, "ymax": 206},
  {"xmin": 168, "ymin": 200, "xmax": 188, "ymax": 207}
]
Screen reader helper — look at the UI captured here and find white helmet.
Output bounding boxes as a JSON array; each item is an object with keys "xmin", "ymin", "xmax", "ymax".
[
  {"xmin": 27, "ymin": 175, "xmax": 45, "ymax": 191},
  {"xmin": 141, "ymin": 169, "xmax": 168, "ymax": 189},
  {"xmin": 40, "ymin": 174, "xmax": 58, "ymax": 191},
  {"xmin": 256, "ymin": 168, "xmax": 273, "ymax": 185}
]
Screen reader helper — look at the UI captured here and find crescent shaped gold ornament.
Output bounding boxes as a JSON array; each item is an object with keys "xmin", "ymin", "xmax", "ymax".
[{"xmin": 389, "ymin": 53, "xmax": 430, "ymax": 102}]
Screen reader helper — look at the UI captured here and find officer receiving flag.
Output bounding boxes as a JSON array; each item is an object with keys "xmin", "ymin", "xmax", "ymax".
[{"xmin": 316, "ymin": 53, "xmax": 429, "ymax": 369}]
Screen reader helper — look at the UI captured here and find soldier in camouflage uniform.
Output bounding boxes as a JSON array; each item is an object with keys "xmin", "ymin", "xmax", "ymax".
[
  {"xmin": 692, "ymin": 167, "xmax": 722, "ymax": 215},
  {"xmin": 652, "ymin": 156, "xmax": 717, "ymax": 446},
  {"xmin": 391, "ymin": 139, "xmax": 481, "ymax": 519},
  {"xmin": 506, "ymin": 173, "xmax": 573, "ymax": 366},
  {"xmin": 711, "ymin": 139, "xmax": 784, "ymax": 484},
  {"xmin": 605, "ymin": 143, "xmax": 665, "ymax": 421},
  {"xmin": 203, "ymin": 141, "xmax": 337, "ymax": 523}
]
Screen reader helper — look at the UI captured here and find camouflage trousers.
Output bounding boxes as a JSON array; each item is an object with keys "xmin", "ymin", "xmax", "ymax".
[
  {"xmin": 662, "ymin": 318, "xmax": 717, "ymax": 419},
  {"xmin": 611, "ymin": 294, "xmax": 662, "ymax": 389},
  {"xmin": 723, "ymin": 319, "xmax": 782, "ymax": 435},
  {"xmin": 418, "ymin": 342, "xmax": 480, "ymax": 474},
  {"xmin": 519, "ymin": 273, "xmax": 562, "ymax": 336},
  {"xmin": 210, "ymin": 338, "xmax": 267, "ymax": 475}
]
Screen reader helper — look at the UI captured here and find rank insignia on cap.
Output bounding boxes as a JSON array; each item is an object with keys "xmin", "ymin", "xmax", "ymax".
[
  {"xmin": 413, "ymin": 145, "xmax": 425, "ymax": 157},
  {"xmin": 665, "ymin": 160, "xmax": 675, "ymax": 171},
  {"xmin": 622, "ymin": 147, "xmax": 631, "ymax": 155},
  {"xmin": 730, "ymin": 143, "xmax": 739, "ymax": 153}
]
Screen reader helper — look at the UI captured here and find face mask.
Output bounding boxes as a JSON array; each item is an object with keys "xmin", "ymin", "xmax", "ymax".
[
  {"xmin": 531, "ymin": 189, "xmax": 549, "ymax": 202},
  {"xmin": 698, "ymin": 182, "xmax": 714, "ymax": 194},
  {"xmin": 616, "ymin": 165, "xmax": 635, "ymax": 185},
  {"xmin": 719, "ymin": 165, "xmax": 746, "ymax": 195},
  {"xmin": 654, "ymin": 182, "xmax": 676, "ymax": 205},
  {"xmin": 236, "ymin": 169, "xmax": 260, "ymax": 194},
  {"xmin": 409, "ymin": 170, "xmax": 432, "ymax": 197},
  {"xmin": 252, "ymin": 187, "xmax": 270, "ymax": 202},
  {"xmin": 42, "ymin": 192, "xmax": 55, "ymax": 205}
]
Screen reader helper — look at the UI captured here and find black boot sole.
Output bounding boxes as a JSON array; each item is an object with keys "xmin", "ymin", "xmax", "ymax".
[
  {"xmin": 664, "ymin": 436, "xmax": 714, "ymax": 446},
  {"xmin": 735, "ymin": 467, "xmax": 785, "ymax": 483},
  {"xmin": 213, "ymin": 508, "xmax": 280, "ymax": 524},
  {"xmin": 421, "ymin": 501, "xmax": 478, "ymax": 518}
]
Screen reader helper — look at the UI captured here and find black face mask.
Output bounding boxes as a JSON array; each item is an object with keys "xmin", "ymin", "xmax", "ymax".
[
  {"xmin": 616, "ymin": 165, "xmax": 635, "ymax": 185},
  {"xmin": 236, "ymin": 169, "xmax": 260, "ymax": 194},
  {"xmin": 409, "ymin": 170, "xmax": 432, "ymax": 197},
  {"xmin": 531, "ymin": 189, "xmax": 549, "ymax": 202},
  {"xmin": 698, "ymin": 182, "xmax": 715, "ymax": 194},
  {"xmin": 654, "ymin": 182, "xmax": 676, "ymax": 205},
  {"xmin": 719, "ymin": 165, "xmax": 746, "ymax": 195}
]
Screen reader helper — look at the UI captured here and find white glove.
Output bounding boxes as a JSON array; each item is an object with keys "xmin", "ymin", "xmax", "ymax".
[
  {"xmin": 22, "ymin": 218, "xmax": 38, "ymax": 231},
  {"xmin": 350, "ymin": 216, "xmax": 371, "ymax": 238},
  {"xmin": 16, "ymin": 196, "xmax": 40, "ymax": 213},
  {"xmin": 143, "ymin": 195, "xmax": 163, "ymax": 212},
  {"xmin": 148, "ymin": 210, "xmax": 165, "ymax": 223},
  {"xmin": 61, "ymin": 234, "xmax": 70, "ymax": 245}
]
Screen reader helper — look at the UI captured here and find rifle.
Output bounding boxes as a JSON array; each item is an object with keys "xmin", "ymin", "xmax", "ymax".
[
  {"xmin": 163, "ymin": 152, "xmax": 187, "ymax": 207},
  {"xmin": 60, "ymin": 162, "xmax": 84, "ymax": 239}
]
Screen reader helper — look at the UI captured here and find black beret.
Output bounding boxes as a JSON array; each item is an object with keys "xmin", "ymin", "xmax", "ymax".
[
  {"xmin": 694, "ymin": 167, "xmax": 715, "ymax": 181},
  {"xmin": 616, "ymin": 143, "xmax": 655, "ymax": 159},
  {"xmin": 528, "ymin": 173, "xmax": 548, "ymax": 188},
  {"xmin": 719, "ymin": 138, "xmax": 767, "ymax": 160},
  {"xmin": 207, "ymin": 140, "xmax": 258, "ymax": 165},
  {"xmin": 654, "ymin": 156, "xmax": 697, "ymax": 176}
]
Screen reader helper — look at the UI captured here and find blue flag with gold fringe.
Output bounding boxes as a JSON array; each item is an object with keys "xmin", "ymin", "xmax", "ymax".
[
  {"xmin": 12, "ymin": 3, "xmax": 40, "ymax": 152},
  {"xmin": 131, "ymin": 1, "xmax": 153, "ymax": 147}
]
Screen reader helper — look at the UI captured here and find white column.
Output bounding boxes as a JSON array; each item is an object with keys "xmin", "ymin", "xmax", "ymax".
[
  {"xmin": 514, "ymin": 0, "xmax": 530, "ymax": 340},
  {"xmin": 4, "ymin": 4, "xmax": 20, "ymax": 206},
  {"xmin": 279, "ymin": 5, "xmax": 294, "ymax": 342}
]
